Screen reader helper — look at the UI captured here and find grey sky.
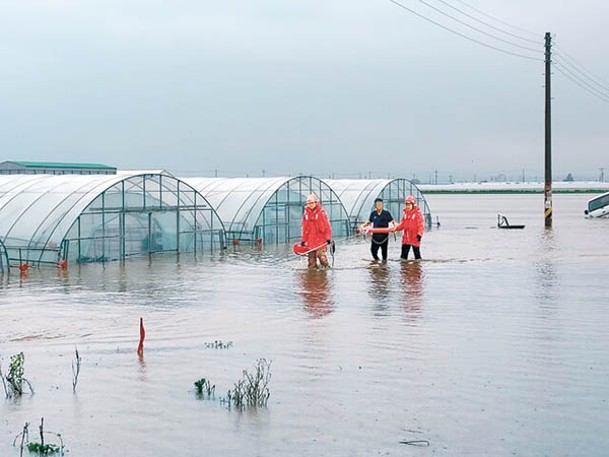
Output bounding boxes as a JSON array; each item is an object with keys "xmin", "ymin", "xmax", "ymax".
[{"xmin": 0, "ymin": 0, "xmax": 607, "ymax": 181}]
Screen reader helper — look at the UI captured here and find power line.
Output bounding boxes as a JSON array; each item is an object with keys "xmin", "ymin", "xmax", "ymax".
[
  {"xmin": 553, "ymin": 59, "xmax": 609, "ymax": 99},
  {"xmin": 554, "ymin": 45, "xmax": 609, "ymax": 87},
  {"xmin": 451, "ymin": 0, "xmax": 540, "ymax": 39},
  {"xmin": 387, "ymin": 0, "xmax": 542, "ymax": 61},
  {"xmin": 411, "ymin": 0, "xmax": 542, "ymax": 53},
  {"xmin": 553, "ymin": 47, "xmax": 609, "ymax": 93},
  {"xmin": 552, "ymin": 62, "xmax": 609, "ymax": 104},
  {"xmin": 433, "ymin": 0, "xmax": 541, "ymax": 44},
  {"xmin": 554, "ymin": 54, "xmax": 609, "ymax": 95}
]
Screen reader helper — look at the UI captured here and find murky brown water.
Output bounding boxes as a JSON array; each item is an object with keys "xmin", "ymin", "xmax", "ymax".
[{"xmin": 1, "ymin": 194, "xmax": 608, "ymax": 456}]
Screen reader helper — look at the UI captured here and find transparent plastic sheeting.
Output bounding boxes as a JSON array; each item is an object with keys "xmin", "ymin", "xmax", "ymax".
[
  {"xmin": 325, "ymin": 179, "xmax": 432, "ymax": 229},
  {"xmin": 0, "ymin": 239, "xmax": 8, "ymax": 273},
  {"xmin": 184, "ymin": 176, "xmax": 351, "ymax": 245},
  {"xmin": 0, "ymin": 173, "xmax": 226, "ymax": 265}
]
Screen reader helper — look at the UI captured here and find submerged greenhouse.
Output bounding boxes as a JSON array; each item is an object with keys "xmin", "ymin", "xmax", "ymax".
[
  {"xmin": 0, "ymin": 172, "xmax": 226, "ymax": 266},
  {"xmin": 184, "ymin": 176, "xmax": 351, "ymax": 245},
  {"xmin": 0, "ymin": 239, "xmax": 8, "ymax": 273},
  {"xmin": 326, "ymin": 179, "xmax": 432, "ymax": 230}
]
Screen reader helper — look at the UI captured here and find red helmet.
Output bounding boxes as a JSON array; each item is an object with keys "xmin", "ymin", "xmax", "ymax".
[{"xmin": 405, "ymin": 195, "xmax": 416, "ymax": 204}]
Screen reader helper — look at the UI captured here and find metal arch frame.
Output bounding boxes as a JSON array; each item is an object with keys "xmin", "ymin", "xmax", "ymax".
[
  {"xmin": 0, "ymin": 173, "xmax": 226, "ymax": 265},
  {"xmin": 224, "ymin": 179, "xmax": 288, "ymax": 240},
  {"xmin": 15, "ymin": 177, "xmax": 122, "ymax": 263},
  {"xmin": 249, "ymin": 176, "xmax": 351, "ymax": 245},
  {"xmin": 186, "ymin": 177, "xmax": 299, "ymax": 242},
  {"xmin": 61, "ymin": 174, "xmax": 227, "ymax": 262},
  {"xmin": 0, "ymin": 175, "xmax": 124, "ymax": 264},
  {"xmin": 351, "ymin": 181, "xmax": 392, "ymax": 227},
  {"xmin": 326, "ymin": 178, "xmax": 433, "ymax": 230},
  {"xmin": 0, "ymin": 238, "xmax": 8, "ymax": 273},
  {"xmin": 186, "ymin": 176, "xmax": 352, "ymax": 245}
]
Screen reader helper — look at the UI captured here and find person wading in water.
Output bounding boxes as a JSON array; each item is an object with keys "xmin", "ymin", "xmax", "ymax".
[
  {"xmin": 300, "ymin": 193, "xmax": 332, "ymax": 268},
  {"xmin": 361, "ymin": 198, "xmax": 395, "ymax": 262},
  {"xmin": 393, "ymin": 195, "xmax": 425, "ymax": 260}
]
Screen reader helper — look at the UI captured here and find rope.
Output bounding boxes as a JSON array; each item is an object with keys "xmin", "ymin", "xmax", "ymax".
[{"xmin": 370, "ymin": 234, "xmax": 390, "ymax": 245}]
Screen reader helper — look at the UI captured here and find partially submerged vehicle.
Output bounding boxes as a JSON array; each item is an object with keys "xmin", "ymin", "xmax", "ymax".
[{"xmin": 584, "ymin": 192, "xmax": 609, "ymax": 218}]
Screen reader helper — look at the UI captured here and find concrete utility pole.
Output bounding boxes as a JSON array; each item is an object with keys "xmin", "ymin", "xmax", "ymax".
[{"xmin": 544, "ymin": 32, "xmax": 553, "ymax": 228}]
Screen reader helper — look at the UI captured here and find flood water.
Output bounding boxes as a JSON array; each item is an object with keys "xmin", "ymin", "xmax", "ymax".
[{"xmin": 1, "ymin": 194, "xmax": 608, "ymax": 456}]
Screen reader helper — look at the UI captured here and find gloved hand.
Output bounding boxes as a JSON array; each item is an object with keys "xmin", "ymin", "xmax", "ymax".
[
  {"xmin": 300, "ymin": 241, "xmax": 306, "ymax": 247},
  {"xmin": 326, "ymin": 239, "xmax": 332, "ymax": 245},
  {"xmin": 416, "ymin": 234, "xmax": 422, "ymax": 242}
]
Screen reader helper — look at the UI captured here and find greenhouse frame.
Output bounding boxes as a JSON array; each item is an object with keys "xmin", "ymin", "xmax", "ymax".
[
  {"xmin": 0, "ymin": 172, "xmax": 226, "ymax": 266},
  {"xmin": 185, "ymin": 176, "xmax": 351, "ymax": 245},
  {"xmin": 326, "ymin": 179, "xmax": 432, "ymax": 230},
  {"xmin": 0, "ymin": 239, "xmax": 8, "ymax": 273}
]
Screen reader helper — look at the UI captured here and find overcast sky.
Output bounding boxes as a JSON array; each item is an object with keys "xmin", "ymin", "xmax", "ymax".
[{"xmin": 0, "ymin": 0, "xmax": 607, "ymax": 181}]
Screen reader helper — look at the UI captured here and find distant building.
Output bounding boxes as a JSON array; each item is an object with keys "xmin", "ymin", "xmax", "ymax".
[{"xmin": 0, "ymin": 161, "xmax": 117, "ymax": 175}]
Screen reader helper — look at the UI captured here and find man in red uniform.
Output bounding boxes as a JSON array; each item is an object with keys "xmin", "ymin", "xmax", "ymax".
[
  {"xmin": 393, "ymin": 195, "xmax": 425, "ymax": 260},
  {"xmin": 301, "ymin": 193, "xmax": 332, "ymax": 268}
]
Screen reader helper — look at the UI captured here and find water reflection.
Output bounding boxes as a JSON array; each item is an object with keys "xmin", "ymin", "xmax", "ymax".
[
  {"xmin": 400, "ymin": 261, "xmax": 424, "ymax": 317},
  {"xmin": 535, "ymin": 229, "xmax": 559, "ymax": 307},
  {"xmin": 137, "ymin": 353, "xmax": 147, "ymax": 382},
  {"xmin": 367, "ymin": 262, "xmax": 391, "ymax": 316},
  {"xmin": 298, "ymin": 269, "xmax": 334, "ymax": 318}
]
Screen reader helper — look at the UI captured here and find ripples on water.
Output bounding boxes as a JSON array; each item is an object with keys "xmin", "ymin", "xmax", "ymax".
[{"xmin": 1, "ymin": 194, "xmax": 608, "ymax": 456}]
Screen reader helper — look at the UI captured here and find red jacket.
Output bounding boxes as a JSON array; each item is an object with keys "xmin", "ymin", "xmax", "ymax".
[
  {"xmin": 302, "ymin": 205, "xmax": 332, "ymax": 249},
  {"xmin": 395, "ymin": 206, "xmax": 425, "ymax": 247}
]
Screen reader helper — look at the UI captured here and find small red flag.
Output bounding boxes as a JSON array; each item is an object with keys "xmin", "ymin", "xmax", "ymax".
[{"xmin": 137, "ymin": 318, "xmax": 145, "ymax": 356}]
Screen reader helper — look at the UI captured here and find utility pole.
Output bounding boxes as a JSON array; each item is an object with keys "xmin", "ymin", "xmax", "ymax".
[
  {"xmin": 434, "ymin": 169, "xmax": 438, "ymax": 185},
  {"xmin": 544, "ymin": 32, "xmax": 553, "ymax": 228},
  {"xmin": 600, "ymin": 167, "xmax": 605, "ymax": 182}
]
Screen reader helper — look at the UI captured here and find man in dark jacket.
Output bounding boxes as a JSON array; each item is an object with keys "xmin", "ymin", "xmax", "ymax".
[{"xmin": 362, "ymin": 198, "xmax": 394, "ymax": 262}]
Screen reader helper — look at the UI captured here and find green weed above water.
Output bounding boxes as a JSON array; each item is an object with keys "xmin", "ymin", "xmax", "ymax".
[
  {"xmin": 71, "ymin": 347, "xmax": 82, "ymax": 394},
  {"xmin": 194, "ymin": 378, "xmax": 216, "ymax": 399},
  {"xmin": 224, "ymin": 358, "xmax": 272, "ymax": 410},
  {"xmin": 204, "ymin": 340, "xmax": 233, "ymax": 349},
  {"xmin": 0, "ymin": 352, "xmax": 34, "ymax": 398},
  {"xmin": 26, "ymin": 442, "xmax": 61, "ymax": 455},
  {"xmin": 13, "ymin": 418, "xmax": 64, "ymax": 456}
]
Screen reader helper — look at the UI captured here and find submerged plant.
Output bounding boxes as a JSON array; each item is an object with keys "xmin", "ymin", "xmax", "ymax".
[
  {"xmin": 204, "ymin": 340, "xmax": 233, "ymax": 349},
  {"xmin": 13, "ymin": 418, "xmax": 64, "ymax": 456},
  {"xmin": 0, "ymin": 352, "xmax": 34, "ymax": 398},
  {"xmin": 71, "ymin": 347, "xmax": 82, "ymax": 393},
  {"xmin": 194, "ymin": 378, "xmax": 215, "ymax": 399},
  {"xmin": 225, "ymin": 358, "xmax": 272, "ymax": 410}
]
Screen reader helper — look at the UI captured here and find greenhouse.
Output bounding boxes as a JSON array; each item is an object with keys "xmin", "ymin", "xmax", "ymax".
[
  {"xmin": 0, "ymin": 239, "xmax": 8, "ymax": 273},
  {"xmin": 0, "ymin": 172, "xmax": 226, "ymax": 266},
  {"xmin": 326, "ymin": 179, "xmax": 432, "ymax": 230},
  {"xmin": 184, "ymin": 176, "xmax": 351, "ymax": 245}
]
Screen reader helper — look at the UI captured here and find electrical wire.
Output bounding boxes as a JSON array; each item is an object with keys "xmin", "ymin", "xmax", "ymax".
[
  {"xmin": 410, "ymin": 0, "xmax": 542, "ymax": 53},
  {"xmin": 433, "ymin": 0, "xmax": 541, "ymax": 44},
  {"xmin": 451, "ymin": 0, "xmax": 541, "ymax": 39},
  {"xmin": 553, "ymin": 58, "xmax": 609, "ymax": 99},
  {"xmin": 387, "ymin": 0, "xmax": 542, "ymax": 61},
  {"xmin": 552, "ymin": 62, "xmax": 609, "ymax": 104},
  {"xmin": 554, "ymin": 46, "xmax": 609, "ymax": 93}
]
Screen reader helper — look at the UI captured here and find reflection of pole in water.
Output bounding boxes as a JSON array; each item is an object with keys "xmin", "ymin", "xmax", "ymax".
[
  {"xmin": 400, "ymin": 261, "xmax": 424, "ymax": 317},
  {"xmin": 535, "ymin": 229, "xmax": 559, "ymax": 306},
  {"xmin": 299, "ymin": 269, "xmax": 334, "ymax": 318}
]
